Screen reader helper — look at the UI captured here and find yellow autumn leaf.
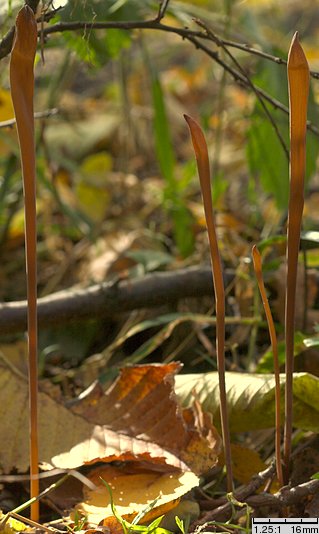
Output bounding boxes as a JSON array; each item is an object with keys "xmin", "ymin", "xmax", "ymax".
[
  {"xmin": 76, "ymin": 152, "xmax": 112, "ymax": 222},
  {"xmin": 8, "ymin": 200, "xmax": 45, "ymax": 240},
  {"xmin": 0, "ymin": 340, "xmax": 28, "ymax": 375},
  {"xmin": 242, "ymin": 0, "xmax": 278, "ymax": 6},
  {"xmin": 76, "ymin": 181, "xmax": 110, "ymax": 223},
  {"xmin": 219, "ymin": 444, "xmax": 266, "ymax": 485},
  {"xmin": 80, "ymin": 152, "xmax": 113, "ymax": 183},
  {"xmin": 76, "ymin": 464, "xmax": 199, "ymax": 526},
  {"xmin": 0, "ymin": 513, "xmax": 28, "ymax": 534},
  {"xmin": 0, "ymin": 88, "xmax": 15, "ymax": 121},
  {"xmin": 0, "ymin": 88, "xmax": 17, "ymax": 157}
]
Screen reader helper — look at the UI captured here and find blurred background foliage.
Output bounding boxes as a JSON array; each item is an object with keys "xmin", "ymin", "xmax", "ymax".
[{"xmin": 1, "ymin": 0, "xmax": 319, "ymax": 384}]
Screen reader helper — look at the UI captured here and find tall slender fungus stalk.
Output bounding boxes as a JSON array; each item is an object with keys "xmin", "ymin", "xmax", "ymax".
[
  {"xmin": 252, "ymin": 246, "xmax": 283, "ymax": 487},
  {"xmin": 284, "ymin": 32, "xmax": 309, "ymax": 484},
  {"xmin": 10, "ymin": 6, "xmax": 39, "ymax": 521},
  {"xmin": 184, "ymin": 114, "xmax": 233, "ymax": 492}
]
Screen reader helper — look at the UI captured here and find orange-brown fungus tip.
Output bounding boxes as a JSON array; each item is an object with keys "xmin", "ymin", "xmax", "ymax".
[
  {"xmin": 184, "ymin": 113, "xmax": 199, "ymax": 127},
  {"xmin": 252, "ymin": 245, "xmax": 261, "ymax": 269},
  {"xmin": 292, "ymin": 31, "xmax": 299, "ymax": 43},
  {"xmin": 288, "ymin": 31, "xmax": 309, "ymax": 71},
  {"xmin": 14, "ymin": 5, "xmax": 37, "ymax": 55},
  {"xmin": 16, "ymin": 5, "xmax": 36, "ymax": 28},
  {"xmin": 184, "ymin": 115, "xmax": 206, "ymax": 147},
  {"xmin": 184, "ymin": 114, "xmax": 198, "ymax": 131}
]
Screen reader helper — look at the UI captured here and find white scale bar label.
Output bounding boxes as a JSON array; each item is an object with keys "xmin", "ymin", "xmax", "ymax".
[{"xmin": 252, "ymin": 519, "xmax": 319, "ymax": 534}]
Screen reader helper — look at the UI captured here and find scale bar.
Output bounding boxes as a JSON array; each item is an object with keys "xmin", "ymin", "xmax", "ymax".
[
  {"xmin": 253, "ymin": 520, "xmax": 319, "ymax": 524},
  {"xmin": 252, "ymin": 518, "xmax": 319, "ymax": 534}
]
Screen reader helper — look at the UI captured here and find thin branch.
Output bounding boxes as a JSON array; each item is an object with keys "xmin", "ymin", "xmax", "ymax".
[
  {"xmin": 0, "ymin": 108, "xmax": 58, "ymax": 129},
  {"xmin": 192, "ymin": 474, "xmax": 319, "ymax": 526},
  {"xmin": 8, "ymin": 513, "xmax": 56, "ymax": 534},
  {"xmin": 185, "ymin": 33, "xmax": 319, "ymax": 136},
  {"xmin": 0, "ymin": 6, "xmax": 62, "ymax": 60},
  {"xmin": 43, "ymin": 18, "xmax": 313, "ymax": 139},
  {"xmin": 198, "ymin": 28, "xmax": 319, "ymax": 81},
  {"xmin": 0, "ymin": 26, "xmax": 16, "ymax": 60},
  {"xmin": 222, "ymin": 38, "xmax": 287, "ymax": 65},
  {"xmin": 1, "ymin": 10, "xmax": 319, "ymax": 79},
  {"xmin": 0, "ymin": 10, "xmax": 307, "ymax": 71},
  {"xmin": 0, "ymin": 15, "xmax": 319, "ymax": 136},
  {"xmin": 37, "ymin": 17, "xmax": 319, "ymax": 81},
  {"xmin": 196, "ymin": 18, "xmax": 289, "ymax": 160},
  {"xmin": 26, "ymin": 0, "xmax": 41, "ymax": 14},
  {"xmin": 155, "ymin": 0, "xmax": 170, "ymax": 22},
  {"xmin": 192, "ymin": 462, "xmax": 276, "ymax": 526},
  {"xmin": 0, "ymin": 468, "xmax": 98, "ymax": 490}
]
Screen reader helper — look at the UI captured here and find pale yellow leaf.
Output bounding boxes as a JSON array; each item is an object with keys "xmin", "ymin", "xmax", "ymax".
[{"xmin": 77, "ymin": 464, "xmax": 199, "ymax": 526}]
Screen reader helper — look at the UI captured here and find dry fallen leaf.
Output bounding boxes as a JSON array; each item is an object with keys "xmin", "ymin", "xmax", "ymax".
[
  {"xmin": 0, "ymin": 359, "xmax": 220, "ymax": 476},
  {"xmin": 76, "ymin": 463, "xmax": 199, "ymax": 526},
  {"xmin": 0, "ymin": 360, "xmax": 183, "ymax": 473},
  {"xmin": 0, "ymin": 358, "xmax": 220, "ymax": 527},
  {"xmin": 219, "ymin": 444, "xmax": 266, "ymax": 485},
  {"xmin": 71, "ymin": 362, "xmax": 221, "ymax": 475}
]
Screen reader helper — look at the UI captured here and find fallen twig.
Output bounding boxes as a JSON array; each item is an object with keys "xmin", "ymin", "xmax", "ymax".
[
  {"xmin": 0, "ymin": 266, "xmax": 235, "ymax": 334},
  {"xmin": 197, "ymin": 462, "xmax": 276, "ymax": 511},
  {"xmin": 192, "ymin": 465, "xmax": 319, "ymax": 526}
]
